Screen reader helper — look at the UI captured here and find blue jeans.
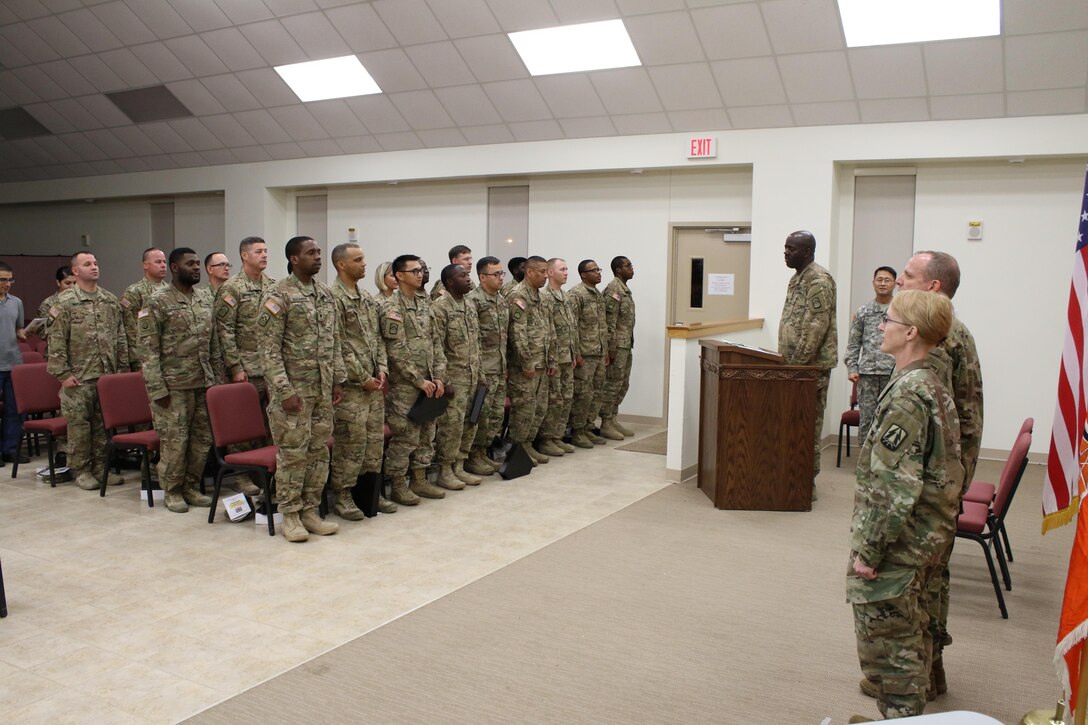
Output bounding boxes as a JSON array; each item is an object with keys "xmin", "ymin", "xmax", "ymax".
[{"xmin": 0, "ymin": 370, "xmax": 23, "ymax": 455}]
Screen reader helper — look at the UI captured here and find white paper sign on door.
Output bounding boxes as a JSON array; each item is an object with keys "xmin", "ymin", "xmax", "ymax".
[{"xmin": 707, "ymin": 273, "xmax": 735, "ymax": 296}]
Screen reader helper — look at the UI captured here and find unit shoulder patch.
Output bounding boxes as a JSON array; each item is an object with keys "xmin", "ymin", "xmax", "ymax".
[
  {"xmin": 880, "ymin": 424, "xmax": 908, "ymax": 452},
  {"xmin": 119, "ymin": 297, "xmax": 131, "ymax": 309}
]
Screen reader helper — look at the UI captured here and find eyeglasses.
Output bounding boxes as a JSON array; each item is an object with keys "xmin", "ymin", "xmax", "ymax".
[
  {"xmin": 480, "ymin": 271, "xmax": 505, "ymax": 277},
  {"xmin": 209, "ymin": 262, "xmax": 231, "ymax": 269},
  {"xmin": 399, "ymin": 268, "xmax": 423, "ymax": 276},
  {"xmin": 881, "ymin": 313, "xmax": 913, "ymax": 328},
  {"xmin": 0, "ymin": 278, "xmax": 12, "ymax": 283},
  {"xmin": 583, "ymin": 268, "xmax": 601, "ymax": 274}
]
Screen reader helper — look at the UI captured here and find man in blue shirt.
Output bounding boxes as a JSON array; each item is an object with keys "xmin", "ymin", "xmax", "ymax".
[{"xmin": 0, "ymin": 261, "xmax": 28, "ymax": 464}]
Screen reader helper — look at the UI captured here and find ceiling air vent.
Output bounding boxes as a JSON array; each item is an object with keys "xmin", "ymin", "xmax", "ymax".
[
  {"xmin": 0, "ymin": 107, "xmax": 52, "ymax": 140},
  {"xmin": 105, "ymin": 85, "xmax": 193, "ymax": 123}
]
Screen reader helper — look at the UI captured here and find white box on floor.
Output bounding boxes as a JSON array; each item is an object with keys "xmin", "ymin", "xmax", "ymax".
[
  {"xmin": 140, "ymin": 488, "xmax": 165, "ymax": 502},
  {"xmin": 255, "ymin": 511, "xmax": 282, "ymax": 531}
]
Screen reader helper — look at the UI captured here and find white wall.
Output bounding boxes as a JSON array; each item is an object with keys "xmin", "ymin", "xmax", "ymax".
[{"xmin": 174, "ymin": 195, "xmax": 225, "ymax": 257}]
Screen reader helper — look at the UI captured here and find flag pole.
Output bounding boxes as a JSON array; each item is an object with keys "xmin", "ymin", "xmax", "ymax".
[{"xmin": 1077, "ymin": 645, "xmax": 1088, "ymax": 725}]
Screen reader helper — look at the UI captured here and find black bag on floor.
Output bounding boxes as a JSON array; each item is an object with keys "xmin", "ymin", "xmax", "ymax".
[{"xmin": 499, "ymin": 443, "xmax": 533, "ymax": 480}]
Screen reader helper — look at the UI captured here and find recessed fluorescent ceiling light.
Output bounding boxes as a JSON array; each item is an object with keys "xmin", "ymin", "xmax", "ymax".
[
  {"xmin": 509, "ymin": 19, "xmax": 640, "ymax": 76},
  {"xmin": 274, "ymin": 55, "xmax": 381, "ymax": 102},
  {"xmin": 838, "ymin": 0, "xmax": 1000, "ymax": 48}
]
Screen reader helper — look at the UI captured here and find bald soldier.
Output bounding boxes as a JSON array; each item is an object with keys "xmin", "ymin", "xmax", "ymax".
[{"xmin": 120, "ymin": 247, "xmax": 168, "ymax": 370}]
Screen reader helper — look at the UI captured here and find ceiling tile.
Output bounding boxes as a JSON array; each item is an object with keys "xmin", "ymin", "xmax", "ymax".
[
  {"xmin": 372, "ymin": 0, "xmax": 446, "ymax": 45},
  {"xmin": 416, "ymin": 127, "xmax": 468, "ymax": 147},
  {"xmin": 58, "ymin": 8, "xmax": 124, "ymax": 52},
  {"xmin": 426, "ymin": 0, "xmax": 501, "ymax": 38},
  {"xmin": 624, "ymin": 11, "xmax": 705, "ymax": 65},
  {"xmin": 124, "ymin": 0, "xmax": 193, "ymax": 39},
  {"xmin": 239, "ymin": 19, "xmax": 308, "ymax": 66},
  {"xmin": 89, "ymin": 159, "xmax": 124, "ymax": 174},
  {"xmin": 649, "ymin": 63, "xmax": 722, "ymax": 110},
  {"xmin": 235, "ymin": 68, "xmax": 299, "ymax": 106},
  {"xmin": 483, "ymin": 79, "xmax": 553, "ymax": 121},
  {"xmin": 434, "ymin": 85, "xmax": 503, "ymax": 125},
  {"xmin": 166, "ymin": 79, "xmax": 227, "ymax": 115},
  {"xmin": 71, "ymin": 54, "xmax": 127, "ymax": 92},
  {"xmin": 405, "ymin": 42, "xmax": 477, "ymax": 88},
  {"xmin": 201, "ymin": 27, "xmax": 267, "ymax": 71},
  {"xmin": 389, "ymin": 90, "xmax": 456, "ymax": 130},
  {"xmin": 558, "ymin": 115, "xmax": 617, "ymax": 137},
  {"xmin": 115, "ymin": 156, "xmax": 151, "ymax": 172},
  {"xmin": 929, "ymin": 93, "xmax": 1005, "ymax": 121},
  {"xmin": 42, "ymin": 0, "xmax": 83, "ymax": 12},
  {"xmin": 617, "ymin": 0, "xmax": 686, "ymax": 14},
  {"xmin": 200, "ymin": 113, "xmax": 257, "ymax": 146},
  {"xmin": 25, "ymin": 102, "xmax": 76, "ymax": 133},
  {"xmin": 335, "ymin": 135, "xmax": 382, "ymax": 154},
  {"xmin": 165, "ymin": 35, "xmax": 230, "ymax": 76},
  {"xmin": 923, "ymin": 37, "xmax": 1004, "ymax": 96},
  {"xmin": 140, "ymin": 121, "xmax": 194, "ymax": 153},
  {"xmin": 324, "ymin": 3, "xmax": 398, "ymax": 52},
  {"xmin": 761, "ymin": 0, "xmax": 844, "ymax": 53},
  {"xmin": 508, "ymin": 119, "xmax": 564, "ymax": 142},
  {"xmin": 268, "ymin": 105, "xmax": 329, "ymax": 140},
  {"xmin": 549, "ymin": 0, "xmax": 622, "ymax": 24},
  {"xmin": 230, "ymin": 145, "xmax": 272, "ymax": 162},
  {"xmin": 533, "ymin": 74, "xmax": 607, "ymax": 117},
  {"xmin": 59, "ymin": 131, "xmax": 109, "ymax": 160},
  {"xmin": 38, "ymin": 60, "xmax": 96, "ymax": 96},
  {"xmin": 691, "ymin": 3, "xmax": 771, "ymax": 60},
  {"xmin": 11, "ymin": 138, "xmax": 59, "ymax": 165},
  {"xmin": 110, "ymin": 125, "xmax": 165, "ymax": 154},
  {"xmin": 454, "ymin": 35, "xmax": 528, "ymax": 82},
  {"xmin": 131, "ymin": 42, "xmax": 193, "ymax": 83},
  {"xmin": 0, "ymin": 36, "xmax": 31, "ymax": 69},
  {"xmin": 213, "ymin": 0, "xmax": 273, "ymax": 24},
  {"xmin": 858, "ymin": 98, "xmax": 929, "ymax": 123},
  {"xmin": 344, "ymin": 95, "xmax": 410, "ymax": 133},
  {"xmin": 461, "ymin": 123, "xmax": 514, "ymax": 144},
  {"xmin": 263, "ymin": 0, "xmax": 319, "ymax": 17},
  {"xmin": 847, "ymin": 45, "xmax": 926, "ymax": 100},
  {"xmin": 45, "ymin": 98, "xmax": 97, "ymax": 130},
  {"xmin": 76, "ymin": 93, "xmax": 133, "ymax": 126},
  {"xmin": 232, "ymin": 109, "xmax": 292, "ymax": 143},
  {"xmin": 143, "ymin": 154, "xmax": 180, "ymax": 170},
  {"xmin": 589, "ymin": 67, "xmax": 663, "ymax": 114},
  {"xmin": 0, "ymin": 23, "xmax": 59, "ymax": 64},
  {"xmin": 166, "ymin": 0, "xmax": 230, "ymax": 32},
  {"xmin": 89, "ymin": 2, "xmax": 156, "ymax": 45},
  {"xmin": 727, "ymin": 104, "xmax": 793, "ymax": 129},
  {"xmin": 711, "ymin": 57, "xmax": 786, "ymax": 106},
  {"xmin": 201, "ymin": 74, "xmax": 263, "ymax": 111},
  {"xmin": 280, "ymin": 12, "xmax": 352, "ymax": 59},
  {"xmin": 168, "ymin": 117, "xmax": 224, "ymax": 149},
  {"xmin": 169, "ymin": 150, "xmax": 206, "ymax": 167},
  {"xmin": 64, "ymin": 161, "xmax": 99, "ymax": 176},
  {"xmin": 24, "ymin": 16, "xmax": 91, "ymax": 57},
  {"xmin": 82, "ymin": 128, "xmax": 134, "ymax": 157},
  {"xmin": 1005, "ymin": 31, "xmax": 1088, "ymax": 91},
  {"xmin": 199, "ymin": 148, "xmax": 238, "ymax": 165},
  {"xmin": 11, "ymin": 66, "xmax": 68, "ymax": 101},
  {"xmin": 33, "ymin": 134, "xmax": 83, "ymax": 162},
  {"xmin": 1004, "ymin": 0, "xmax": 1088, "ymax": 35},
  {"xmin": 296, "ymin": 138, "xmax": 342, "ymax": 156},
  {"xmin": 791, "ymin": 100, "xmax": 858, "ymax": 126},
  {"xmin": 611, "ymin": 111, "xmax": 672, "ymax": 134},
  {"xmin": 0, "ymin": 71, "xmax": 41, "ymax": 104},
  {"xmin": 358, "ymin": 49, "xmax": 428, "ymax": 93},
  {"xmin": 306, "ymin": 99, "xmax": 370, "ymax": 137},
  {"xmin": 1006, "ymin": 88, "xmax": 1087, "ymax": 117},
  {"xmin": 374, "ymin": 130, "xmax": 424, "ymax": 151},
  {"xmin": 7, "ymin": 1, "xmax": 51, "ymax": 22},
  {"xmin": 778, "ymin": 51, "xmax": 854, "ymax": 103},
  {"xmin": 99, "ymin": 48, "xmax": 160, "ymax": 87},
  {"xmin": 668, "ymin": 107, "xmax": 730, "ymax": 131},
  {"xmin": 484, "ymin": 0, "xmax": 558, "ymax": 32},
  {"xmin": 0, "ymin": 4, "xmax": 18, "ymax": 23}
]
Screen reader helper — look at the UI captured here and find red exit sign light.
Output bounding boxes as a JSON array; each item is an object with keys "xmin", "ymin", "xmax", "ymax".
[{"xmin": 688, "ymin": 137, "xmax": 717, "ymax": 159}]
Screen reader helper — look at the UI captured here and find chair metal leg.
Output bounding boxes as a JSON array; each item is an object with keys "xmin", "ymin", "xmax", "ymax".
[
  {"xmin": 208, "ymin": 471, "xmax": 225, "ymax": 524},
  {"xmin": 998, "ymin": 522, "xmax": 1014, "ymax": 563},
  {"xmin": 45, "ymin": 435, "xmax": 56, "ymax": 487},
  {"xmin": 261, "ymin": 472, "xmax": 276, "ymax": 536},
  {"xmin": 142, "ymin": 449, "xmax": 153, "ymax": 508},
  {"xmin": 11, "ymin": 431, "xmax": 26, "ymax": 478},
  {"xmin": 0, "ymin": 556, "xmax": 7, "ymax": 618},
  {"xmin": 974, "ymin": 535, "xmax": 1008, "ymax": 618},
  {"xmin": 846, "ymin": 425, "xmax": 852, "ymax": 457},
  {"xmin": 992, "ymin": 532, "xmax": 1012, "ymax": 591},
  {"xmin": 99, "ymin": 443, "xmax": 112, "ymax": 497}
]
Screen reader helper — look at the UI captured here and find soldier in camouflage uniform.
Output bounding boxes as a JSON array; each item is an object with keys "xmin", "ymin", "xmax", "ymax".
[
  {"xmin": 258, "ymin": 237, "xmax": 346, "ymax": 543},
  {"xmin": 47, "ymin": 252, "xmax": 128, "ymax": 490},
  {"xmin": 507, "ymin": 256, "xmax": 556, "ymax": 465},
  {"xmin": 35, "ymin": 265, "xmax": 76, "ymax": 342},
  {"xmin": 429, "ymin": 244, "xmax": 476, "ymax": 300},
  {"xmin": 203, "ymin": 252, "xmax": 232, "ymax": 299},
  {"xmin": 500, "ymin": 257, "xmax": 527, "ymax": 298},
  {"xmin": 120, "ymin": 247, "xmax": 168, "ymax": 370},
  {"xmin": 600, "ymin": 256, "xmax": 636, "ymax": 440},
  {"xmin": 846, "ymin": 266, "xmax": 897, "ymax": 439},
  {"xmin": 538, "ymin": 258, "xmax": 578, "ymax": 456},
  {"xmin": 432, "ymin": 264, "xmax": 484, "ymax": 488},
  {"xmin": 567, "ymin": 260, "xmax": 609, "ymax": 448},
  {"xmin": 778, "ymin": 230, "xmax": 838, "ymax": 480},
  {"xmin": 139, "ymin": 248, "xmax": 223, "ymax": 513},
  {"xmin": 330, "ymin": 243, "xmax": 396, "ymax": 520},
  {"xmin": 464, "ymin": 256, "xmax": 510, "ymax": 476},
  {"xmin": 380, "ymin": 254, "xmax": 448, "ymax": 504},
  {"xmin": 848, "ymin": 289, "xmax": 962, "ymax": 721}
]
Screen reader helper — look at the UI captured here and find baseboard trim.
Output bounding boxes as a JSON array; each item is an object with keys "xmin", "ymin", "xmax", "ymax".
[
  {"xmin": 619, "ymin": 414, "xmax": 666, "ymax": 427},
  {"xmin": 666, "ymin": 464, "xmax": 698, "ymax": 484}
]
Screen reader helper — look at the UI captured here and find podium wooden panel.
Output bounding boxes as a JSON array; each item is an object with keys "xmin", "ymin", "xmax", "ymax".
[{"xmin": 697, "ymin": 341, "xmax": 819, "ymax": 511}]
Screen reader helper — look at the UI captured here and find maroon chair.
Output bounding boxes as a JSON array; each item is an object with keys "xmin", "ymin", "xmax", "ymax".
[
  {"xmin": 961, "ymin": 417, "xmax": 1034, "ymax": 563},
  {"xmin": 10, "ymin": 363, "xmax": 66, "ymax": 485},
  {"xmin": 19, "ymin": 351, "xmax": 44, "ymax": 365},
  {"xmin": 206, "ymin": 383, "xmax": 278, "ymax": 536},
  {"xmin": 97, "ymin": 372, "xmax": 160, "ymax": 506},
  {"xmin": 836, "ymin": 380, "xmax": 861, "ymax": 467},
  {"xmin": 955, "ymin": 429, "xmax": 1032, "ymax": 619}
]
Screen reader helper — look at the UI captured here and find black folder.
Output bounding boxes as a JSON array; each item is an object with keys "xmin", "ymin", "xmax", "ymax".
[
  {"xmin": 407, "ymin": 389, "xmax": 450, "ymax": 424},
  {"xmin": 499, "ymin": 443, "xmax": 533, "ymax": 480},
  {"xmin": 466, "ymin": 382, "xmax": 489, "ymax": 424}
]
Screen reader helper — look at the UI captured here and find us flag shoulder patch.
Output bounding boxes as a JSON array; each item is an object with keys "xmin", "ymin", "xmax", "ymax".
[
  {"xmin": 222, "ymin": 293, "xmax": 237, "ymax": 307},
  {"xmin": 611, "ymin": 292, "xmax": 621, "ymax": 301},
  {"xmin": 264, "ymin": 300, "xmax": 281, "ymax": 315},
  {"xmin": 137, "ymin": 308, "xmax": 150, "ymax": 319},
  {"xmin": 513, "ymin": 298, "xmax": 526, "ymax": 310},
  {"xmin": 119, "ymin": 297, "xmax": 131, "ymax": 308},
  {"xmin": 386, "ymin": 310, "xmax": 403, "ymax": 321},
  {"xmin": 49, "ymin": 306, "xmax": 61, "ymax": 318}
]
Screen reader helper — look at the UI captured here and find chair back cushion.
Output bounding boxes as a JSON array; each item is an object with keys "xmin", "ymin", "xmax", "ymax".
[
  {"xmin": 96, "ymin": 372, "xmax": 153, "ymax": 430},
  {"xmin": 1020, "ymin": 417, "xmax": 1034, "ymax": 437},
  {"xmin": 206, "ymin": 383, "xmax": 267, "ymax": 448},
  {"xmin": 993, "ymin": 430, "xmax": 1032, "ymax": 518},
  {"xmin": 10, "ymin": 363, "xmax": 60, "ymax": 415},
  {"xmin": 19, "ymin": 351, "xmax": 45, "ymax": 365}
]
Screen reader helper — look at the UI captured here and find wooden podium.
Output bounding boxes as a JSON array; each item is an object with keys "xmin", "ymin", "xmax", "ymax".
[{"xmin": 697, "ymin": 341, "xmax": 819, "ymax": 511}]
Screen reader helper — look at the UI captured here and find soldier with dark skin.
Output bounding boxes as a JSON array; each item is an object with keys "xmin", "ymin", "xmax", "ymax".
[
  {"xmin": 120, "ymin": 247, "xmax": 168, "ymax": 370},
  {"xmin": 567, "ymin": 260, "xmax": 609, "ymax": 448},
  {"xmin": 500, "ymin": 257, "xmax": 527, "ymax": 298},
  {"xmin": 600, "ymin": 256, "xmax": 636, "ymax": 440}
]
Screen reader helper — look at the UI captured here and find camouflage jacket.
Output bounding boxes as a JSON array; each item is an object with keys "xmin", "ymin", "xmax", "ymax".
[
  {"xmin": 603, "ymin": 278, "xmax": 635, "ymax": 353},
  {"xmin": 47, "ymin": 286, "xmax": 128, "ymax": 383},
  {"xmin": 929, "ymin": 316, "xmax": 983, "ymax": 490},
  {"xmin": 778, "ymin": 261, "xmax": 838, "ymax": 369},
  {"xmin": 139, "ymin": 285, "xmax": 223, "ymax": 400},
  {"xmin": 567, "ymin": 282, "xmax": 608, "ymax": 357},
  {"xmin": 543, "ymin": 285, "xmax": 579, "ymax": 364},
  {"xmin": 120, "ymin": 278, "xmax": 169, "ymax": 369},
  {"xmin": 332, "ymin": 278, "xmax": 388, "ymax": 389},
  {"xmin": 431, "ymin": 292, "xmax": 482, "ymax": 386},
  {"xmin": 258, "ymin": 275, "xmax": 346, "ymax": 403},
  {"xmin": 847, "ymin": 360, "xmax": 963, "ymax": 604},
  {"xmin": 507, "ymin": 281, "xmax": 555, "ymax": 371},
  {"xmin": 845, "ymin": 299, "xmax": 894, "ymax": 375},
  {"xmin": 215, "ymin": 271, "xmax": 275, "ymax": 379},
  {"xmin": 38, "ymin": 292, "xmax": 61, "ymax": 335},
  {"xmin": 429, "ymin": 276, "xmax": 475, "ymax": 300},
  {"xmin": 466, "ymin": 286, "xmax": 509, "ymax": 376},
  {"xmin": 499, "ymin": 278, "xmax": 520, "ymax": 299},
  {"xmin": 379, "ymin": 289, "xmax": 447, "ymax": 389}
]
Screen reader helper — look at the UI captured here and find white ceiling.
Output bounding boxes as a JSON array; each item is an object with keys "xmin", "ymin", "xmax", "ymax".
[{"xmin": 0, "ymin": 0, "xmax": 1085, "ymax": 183}]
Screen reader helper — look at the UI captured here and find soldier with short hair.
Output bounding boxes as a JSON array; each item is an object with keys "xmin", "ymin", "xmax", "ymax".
[
  {"xmin": 0, "ymin": 261, "xmax": 26, "ymax": 464},
  {"xmin": 500, "ymin": 257, "xmax": 527, "ymax": 298},
  {"xmin": 464, "ymin": 256, "xmax": 509, "ymax": 476},
  {"xmin": 37, "ymin": 264, "xmax": 77, "ymax": 340},
  {"xmin": 507, "ymin": 256, "xmax": 556, "ymax": 465},
  {"xmin": 120, "ymin": 247, "xmax": 168, "ymax": 370},
  {"xmin": 567, "ymin": 259, "xmax": 609, "ymax": 448},
  {"xmin": 538, "ymin": 257, "xmax": 578, "ymax": 457},
  {"xmin": 600, "ymin": 256, "xmax": 636, "ymax": 441},
  {"xmin": 430, "ymin": 244, "xmax": 475, "ymax": 300},
  {"xmin": 846, "ymin": 266, "xmax": 897, "ymax": 439},
  {"xmin": 203, "ymin": 252, "xmax": 231, "ymax": 298}
]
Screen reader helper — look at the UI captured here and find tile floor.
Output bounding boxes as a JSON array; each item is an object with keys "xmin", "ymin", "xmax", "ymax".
[{"xmin": 0, "ymin": 425, "xmax": 670, "ymax": 724}]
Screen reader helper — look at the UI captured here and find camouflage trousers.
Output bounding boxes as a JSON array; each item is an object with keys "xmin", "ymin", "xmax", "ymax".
[
  {"xmin": 599, "ymin": 348, "xmax": 632, "ymax": 419},
  {"xmin": 59, "ymin": 381, "xmax": 106, "ymax": 477},
  {"xmin": 813, "ymin": 370, "xmax": 830, "ymax": 476},
  {"xmin": 857, "ymin": 373, "xmax": 891, "ymax": 441},
  {"xmin": 853, "ymin": 570, "xmax": 931, "ymax": 719},
  {"xmin": 330, "ymin": 385, "xmax": 385, "ymax": 493},
  {"xmin": 507, "ymin": 367, "xmax": 548, "ymax": 443},
  {"xmin": 149, "ymin": 388, "xmax": 211, "ymax": 494},
  {"xmin": 267, "ymin": 394, "xmax": 332, "ymax": 514},
  {"xmin": 570, "ymin": 355, "xmax": 605, "ymax": 431},
  {"xmin": 927, "ymin": 456, "xmax": 978, "ymax": 656},
  {"xmin": 435, "ymin": 370, "xmax": 475, "ymax": 464},
  {"xmin": 540, "ymin": 361, "xmax": 573, "ymax": 440},
  {"xmin": 384, "ymin": 383, "xmax": 437, "ymax": 478},
  {"xmin": 473, "ymin": 372, "xmax": 507, "ymax": 448}
]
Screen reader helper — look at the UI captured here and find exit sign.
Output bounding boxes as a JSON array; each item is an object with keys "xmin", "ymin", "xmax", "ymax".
[{"xmin": 688, "ymin": 137, "xmax": 717, "ymax": 159}]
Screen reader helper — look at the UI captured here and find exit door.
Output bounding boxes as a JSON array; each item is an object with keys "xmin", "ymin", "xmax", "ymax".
[{"xmin": 670, "ymin": 225, "xmax": 751, "ymax": 325}]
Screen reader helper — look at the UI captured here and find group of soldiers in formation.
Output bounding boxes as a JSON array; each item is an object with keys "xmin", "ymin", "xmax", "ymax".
[{"xmin": 37, "ymin": 239, "xmax": 636, "ymax": 544}]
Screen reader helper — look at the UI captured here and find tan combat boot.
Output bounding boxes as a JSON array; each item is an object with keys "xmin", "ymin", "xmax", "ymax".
[
  {"xmin": 377, "ymin": 495, "xmax": 398, "ymax": 513},
  {"xmin": 571, "ymin": 429, "xmax": 594, "ymax": 449},
  {"xmin": 182, "ymin": 487, "xmax": 212, "ymax": 507},
  {"xmin": 282, "ymin": 511, "xmax": 309, "ymax": 542},
  {"xmin": 105, "ymin": 471, "xmax": 125, "ymax": 485},
  {"xmin": 859, "ymin": 677, "xmax": 879, "ymax": 699},
  {"xmin": 300, "ymin": 508, "xmax": 339, "ymax": 535},
  {"xmin": 464, "ymin": 448, "xmax": 494, "ymax": 476},
  {"xmin": 76, "ymin": 472, "xmax": 100, "ymax": 490},
  {"xmin": 333, "ymin": 490, "xmax": 366, "ymax": 521},
  {"xmin": 536, "ymin": 439, "xmax": 564, "ymax": 457},
  {"xmin": 435, "ymin": 463, "xmax": 466, "ymax": 491},
  {"xmin": 554, "ymin": 437, "xmax": 576, "ymax": 453},
  {"xmin": 164, "ymin": 491, "xmax": 188, "ymax": 513},
  {"xmin": 526, "ymin": 444, "xmax": 549, "ymax": 465},
  {"xmin": 453, "ymin": 460, "xmax": 481, "ymax": 486},
  {"xmin": 599, "ymin": 417, "xmax": 625, "ymax": 441},
  {"xmin": 587, "ymin": 429, "xmax": 607, "ymax": 445},
  {"xmin": 232, "ymin": 474, "xmax": 262, "ymax": 497},
  {"xmin": 409, "ymin": 467, "xmax": 446, "ymax": 499},
  {"xmin": 614, "ymin": 419, "xmax": 635, "ymax": 437},
  {"xmin": 389, "ymin": 476, "xmax": 420, "ymax": 505}
]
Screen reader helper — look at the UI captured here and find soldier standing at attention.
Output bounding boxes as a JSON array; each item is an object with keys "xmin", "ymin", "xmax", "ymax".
[
  {"xmin": 599, "ymin": 256, "xmax": 636, "ymax": 441},
  {"xmin": 203, "ymin": 252, "xmax": 232, "ymax": 299},
  {"xmin": 846, "ymin": 266, "xmax": 897, "ymax": 439},
  {"xmin": 847, "ymin": 289, "xmax": 961, "ymax": 722},
  {"xmin": 464, "ymin": 256, "xmax": 509, "ymax": 476},
  {"xmin": 47, "ymin": 252, "xmax": 128, "ymax": 490},
  {"xmin": 430, "ymin": 245, "xmax": 475, "ymax": 300},
  {"xmin": 139, "ymin": 248, "xmax": 223, "ymax": 513},
  {"xmin": 120, "ymin": 247, "xmax": 168, "ymax": 370},
  {"xmin": 538, "ymin": 257, "xmax": 578, "ymax": 457},
  {"xmin": 432, "ymin": 264, "xmax": 484, "ymax": 489},
  {"xmin": 259, "ymin": 237, "xmax": 345, "ymax": 543},
  {"xmin": 37, "ymin": 265, "xmax": 77, "ymax": 341},
  {"xmin": 329, "ymin": 243, "xmax": 397, "ymax": 520},
  {"xmin": 567, "ymin": 260, "xmax": 609, "ymax": 448},
  {"xmin": 507, "ymin": 256, "xmax": 556, "ymax": 465},
  {"xmin": 500, "ymin": 257, "xmax": 527, "ymax": 298},
  {"xmin": 778, "ymin": 230, "xmax": 838, "ymax": 485},
  {"xmin": 380, "ymin": 254, "xmax": 448, "ymax": 504}
]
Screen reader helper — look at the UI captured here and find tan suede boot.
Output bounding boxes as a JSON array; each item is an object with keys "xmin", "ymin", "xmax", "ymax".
[
  {"xmin": 182, "ymin": 487, "xmax": 212, "ymax": 507},
  {"xmin": 599, "ymin": 418, "xmax": 625, "ymax": 440},
  {"xmin": 614, "ymin": 419, "xmax": 635, "ymax": 437},
  {"xmin": 300, "ymin": 508, "xmax": 338, "ymax": 535},
  {"xmin": 282, "ymin": 511, "xmax": 309, "ymax": 542},
  {"xmin": 453, "ymin": 460, "xmax": 481, "ymax": 486},
  {"xmin": 164, "ymin": 491, "xmax": 188, "ymax": 513},
  {"xmin": 435, "ymin": 464, "xmax": 465, "ymax": 491},
  {"xmin": 554, "ymin": 437, "xmax": 576, "ymax": 453},
  {"xmin": 525, "ymin": 443, "xmax": 549, "ymax": 464},
  {"xmin": 536, "ymin": 439, "xmax": 564, "ymax": 457},
  {"xmin": 464, "ymin": 449, "xmax": 495, "ymax": 476},
  {"xmin": 389, "ymin": 476, "xmax": 420, "ymax": 505},
  {"xmin": 409, "ymin": 467, "xmax": 446, "ymax": 499},
  {"xmin": 377, "ymin": 494, "xmax": 398, "ymax": 513},
  {"xmin": 571, "ymin": 430, "xmax": 594, "ymax": 449},
  {"xmin": 333, "ymin": 490, "xmax": 366, "ymax": 520}
]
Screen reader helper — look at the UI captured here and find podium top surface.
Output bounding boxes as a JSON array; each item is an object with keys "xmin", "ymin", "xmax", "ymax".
[{"xmin": 699, "ymin": 339, "xmax": 784, "ymax": 364}]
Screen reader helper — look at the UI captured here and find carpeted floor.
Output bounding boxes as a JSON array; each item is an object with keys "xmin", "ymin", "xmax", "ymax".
[
  {"xmin": 188, "ymin": 452, "xmax": 1072, "ymax": 725},
  {"xmin": 616, "ymin": 430, "xmax": 668, "ymax": 455}
]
